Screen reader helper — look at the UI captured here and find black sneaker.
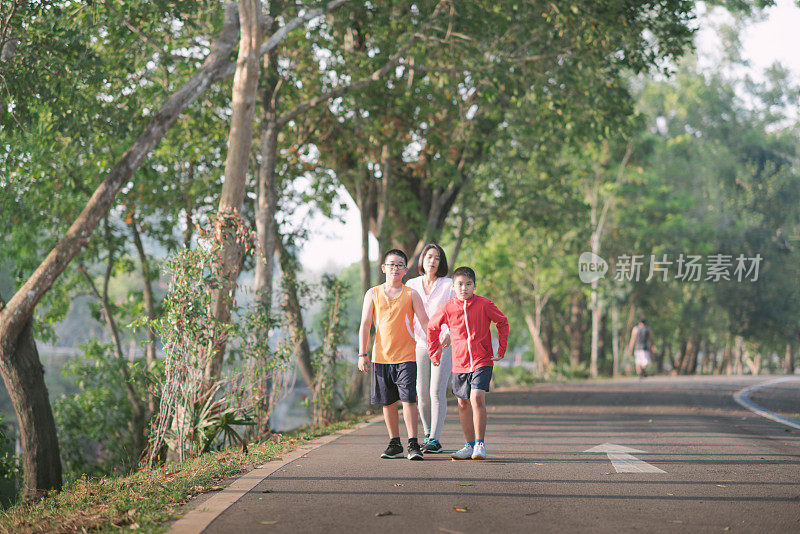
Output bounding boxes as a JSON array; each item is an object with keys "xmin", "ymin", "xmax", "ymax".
[
  {"xmin": 421, "ymin": 438, "xmax": 443, "ymax": 453},
  {"xmin": 407, "ymin": 440, "xmax": 424, "ymax": 461},
  {"xmin": 381, "ymin": 440, "xmax": 404, "ymax": 459}
]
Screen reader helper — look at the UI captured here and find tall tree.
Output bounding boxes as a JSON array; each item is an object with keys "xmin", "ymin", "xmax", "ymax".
[
  {"xmin": 204, "ymin": 0, "xmax": 263, "ymax": 387},
  {"xmin": 0, "ymin": 0, "xmax": 350, "ymax": 496}
]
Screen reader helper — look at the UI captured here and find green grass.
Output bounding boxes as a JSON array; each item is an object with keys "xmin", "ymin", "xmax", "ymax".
[{"xmin": 0, "ymin": 416, "xmax": 370, "ymax": 534}]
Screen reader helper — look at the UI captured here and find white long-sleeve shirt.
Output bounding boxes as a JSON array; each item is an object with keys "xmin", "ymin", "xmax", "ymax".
[{"xmin": 406, "ymin": 276, "xmax": 455, "ymax": 349}]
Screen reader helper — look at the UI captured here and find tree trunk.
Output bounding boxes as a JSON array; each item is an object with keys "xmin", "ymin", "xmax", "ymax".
[
  {"xmin": 375, "ymin": 144, "xmax": 393, "ymax": 276},
  {"xmin": 785, "ymin": 343, "xmax": 795, "ymax": 375},
  {"xmin": 611, "ymin": 297, "xmax": 620, "ymax": 377},
  {"xmin": 566, "ymin": 293, "xmax": 584, "ymax": 366},
  {"xmin": 676, "ymin": 339, "xmax": 688, "ymax": 374},
  {"xmin": 523, "ymin": 301, "xmax": 550, "ymax": 373},
  {"xmin": 449, "ymin": 214, "xmax": 466, "ymax": 274},
  {"xmin": 205, "ymin": 0, "xmax": 263, "ymax": 386},
  {"xmin": 585, "ymin": 147, "xmax": 630, "ymax": 379},
  {"xmin": 734, "ymin": 336, "xmax": 744, "ymax": 375},
  {"xmin": 276, "ymin": 238, "xmax": 315, "ymax": 388},
  {"xmin": 589, "ymin": 284, "xmax": 600, "ymax": 378},
  {"xmin": 721, "ymin": 340, "xmax": 732, "ymax": 375},
  {"xmin": 251, "ymin": 43, "xmax": 281, "ymax": 439},
  {"xmin": 679, "ymin": 334, "xmax": 698, "ymax": 375},
  {"xmin": 543, "ymin": 315, "xmax": 554, "ymax": 358},
  {"xmin": 356, "ymin": 174, "xmax": 373, "ymax": 295},
  {"xmin": 0, "ymin": 305, "xmax": 61, "ymax": 499},
  {"xmin": 182, "ymin": 166, "xmax": 196, "ymax": 249},
  {"xmin": 743, "ymin": 349, "xmax": 761, "ymax": 376},
  {"xmin": 697, "ymin": 339, "xmax": 707, "ymax": 374},
  {"xmin": 314, "ymin": 281, "xmax": 346, "ymax": 426},
  {"xmin": 131, "ymin": 218, "xmax": 158, "ymax": 414},
  {"xmin": 345, "ymin": 176, "xmax": 373, "ymax": 405}
]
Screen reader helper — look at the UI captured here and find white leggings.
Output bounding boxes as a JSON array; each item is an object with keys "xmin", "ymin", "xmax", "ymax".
[{"xmin": 415, "ymin": 345, "xmax": 452, "ymax": 440}]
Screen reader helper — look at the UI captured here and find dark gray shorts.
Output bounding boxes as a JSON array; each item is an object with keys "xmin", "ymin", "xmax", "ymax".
[
  {"xmin": 451, "ymin": 366, "xmax": 493, "ymax": 399},
  {"xmin": 371, "ymin": 361, "xmax": 417, "ymax": 406}
]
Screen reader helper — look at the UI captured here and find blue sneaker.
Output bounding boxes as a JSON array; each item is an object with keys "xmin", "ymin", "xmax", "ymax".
[{"xmin": 421, "ymin": 438, "xmax": 443, "ymax": 453}]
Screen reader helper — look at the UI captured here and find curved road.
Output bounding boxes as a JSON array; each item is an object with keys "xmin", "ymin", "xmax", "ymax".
[{"xmin": 175, "ymin": 375, "xmax": 800, "ymax": 533}]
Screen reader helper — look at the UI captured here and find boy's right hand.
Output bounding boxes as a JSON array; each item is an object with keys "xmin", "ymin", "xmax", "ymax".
[{"xmin": 357, "ymin": 355, "xmax": 370, "ymax": 372}]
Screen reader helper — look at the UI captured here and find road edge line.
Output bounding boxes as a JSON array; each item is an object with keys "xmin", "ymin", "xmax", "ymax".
[
  {"xmin": 169, "ymin": 414, "xmax": 383, "ymax": 534},
  {"xmin": 732, "ymin": 377, "xmax": 800, "ymax": 430}
]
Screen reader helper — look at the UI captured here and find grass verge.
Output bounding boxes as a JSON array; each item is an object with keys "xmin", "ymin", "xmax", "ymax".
[{"xmin": 0, "ymin": 415, "xmax": 370, "ymax": 534}]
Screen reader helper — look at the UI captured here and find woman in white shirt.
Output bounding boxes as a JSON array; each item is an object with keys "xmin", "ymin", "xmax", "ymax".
[{"xmin": 406, "ymin": 243, "xmax": 455, "ymax": 453}]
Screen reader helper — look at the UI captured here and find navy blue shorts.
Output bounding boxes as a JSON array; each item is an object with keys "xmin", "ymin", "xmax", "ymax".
[
  {"xmin": 370, "ymin": 362, "xmax": 417, "ymax": 406},
  {"xmin": 451, "ymin": 366, "xmax": 493, "ymax": 399}
]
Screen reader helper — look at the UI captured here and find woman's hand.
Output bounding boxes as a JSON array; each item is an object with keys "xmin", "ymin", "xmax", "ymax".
[
  {"xmin": 357, "ymin": 354, "xmax": 370, "ymax": 372},
  {"xmin": 440, "ymin": 333, "xmax": 451, "ymax": 349}
]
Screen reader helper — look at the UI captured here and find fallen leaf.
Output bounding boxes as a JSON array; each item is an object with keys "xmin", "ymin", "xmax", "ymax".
[
  {"xmin": 260, "ymin": 520, "xmax": 278, "ymax": 525},
  {"xmin": 525, "ymin": 511, "xmax": 541, "ymax": 516},
  {"xmin": 534, "ymin": 463, "xmax": 544, "ymax": 466},
  {"xmin": 667, "ymin": 493, "xmax": 674, "ymax": 496},
  {"xmin": 439, "ymin": 528, "xmax": 465, "ymax": 534},
  {"xmin": 457, "ymin": 483, "xmax": 473, "ymax": 486},
  {"xmin": 376, "ymin": 511, "xmax": 393, "ymax": 517},
  {"xmin": 262, "ymin": 490, "xmax": 272, "ymax": 493},
  {"xmin": 601, "ymin": 472, "xmax": 612, "ymax": 475},
  {"xmin": 129, "ymin": 523, "xmax": 140, "ymax": 530},
  {"xmin": 453, "ymin": 507, "xmax": 469, "ymax": 513},
  {"xmin": 668, "ymin": 520, "xmax": 683, "ymax": 524},
  {"xmin": 394, "ymin": 483, "xmax": 405, "ymax": 487},
  {"xmin": 210, "ymin": 486, "xmax": 224, "ymax": 491},
  {"xmin": 126, "ymin": 508, "xmax": 137, "ymax": 517},
  {"xmin": 724, "ymin": 527, "xmax": 731, "ymax": 531},
  {"xmin": 716, "ymin": 484, "xmax": 727, "ymax": 488}
]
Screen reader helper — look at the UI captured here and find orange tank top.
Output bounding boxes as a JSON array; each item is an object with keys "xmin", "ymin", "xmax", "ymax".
[{"xmin": 372, "ymin": 284, "xmax": 416, "ymax": 364}]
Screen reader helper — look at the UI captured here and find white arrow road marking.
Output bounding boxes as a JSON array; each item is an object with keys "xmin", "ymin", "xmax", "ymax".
[{"xmin": 584, "ymin": 443, "xmax": 666, "ymax": 473}]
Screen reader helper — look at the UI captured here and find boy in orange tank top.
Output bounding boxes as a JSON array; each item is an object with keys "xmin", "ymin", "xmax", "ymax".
[{"xmin": 358, "ymin": 249, "xmax": 430, "ymax": 460}]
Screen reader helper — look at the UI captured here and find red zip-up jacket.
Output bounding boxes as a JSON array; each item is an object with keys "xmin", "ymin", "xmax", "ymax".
[{"xmin": 427, "ymin": 294, "xmax": 509, "ymax": 373}]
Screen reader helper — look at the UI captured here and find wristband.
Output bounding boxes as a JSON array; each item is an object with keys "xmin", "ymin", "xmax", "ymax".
[{"xmin": 358, "ymin": 353, "xmax": 368, "ymax": 358}]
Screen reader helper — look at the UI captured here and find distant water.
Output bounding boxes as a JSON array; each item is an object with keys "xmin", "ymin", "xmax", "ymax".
[{"xmin": 269, "ymin": 382, "xmax": 312, "ymax": 431}]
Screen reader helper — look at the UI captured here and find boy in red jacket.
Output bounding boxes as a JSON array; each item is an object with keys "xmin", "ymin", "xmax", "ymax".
[{"xmin": 428, "ymin": 266, "xmax": 509, "ymax": 460}]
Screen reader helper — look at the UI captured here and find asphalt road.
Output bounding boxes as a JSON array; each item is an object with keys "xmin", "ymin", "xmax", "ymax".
[{"xmin": 199, "ymin": 375, "xmax": 800, "ymax": 533}]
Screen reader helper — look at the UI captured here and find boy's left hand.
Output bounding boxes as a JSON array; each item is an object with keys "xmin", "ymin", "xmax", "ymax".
[
  {"xmin": 492, "ymin": 353, "xmax": 505, "ymax": 361},
  {"xmin": 431, "ymin": 346, "xmax": 442, "ymax": 366}
]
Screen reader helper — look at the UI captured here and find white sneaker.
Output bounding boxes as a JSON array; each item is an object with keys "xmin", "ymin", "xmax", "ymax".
[
  {"xmin": 451, "ymin": 443, "xmax": 474, "ymax": 460},
  {"xmin": 472, "ymin": 441, "xmax": 486, "ymax": 460}
]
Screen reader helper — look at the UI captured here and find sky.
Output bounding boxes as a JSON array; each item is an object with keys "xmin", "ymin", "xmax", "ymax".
[{"xmin": 297, "ymin": 0, "xmax": 800, "ymax": 270}]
